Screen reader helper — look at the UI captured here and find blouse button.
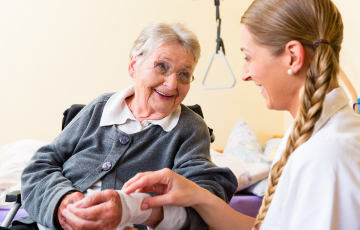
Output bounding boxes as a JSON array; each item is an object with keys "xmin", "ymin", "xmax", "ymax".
[
  {"xmin": 102, "ymin": 162, "xmax": 112, "ymax": 171},
  {"xmin": 120, "ymin": 135, "xmax": 130, "ymax": 145}
]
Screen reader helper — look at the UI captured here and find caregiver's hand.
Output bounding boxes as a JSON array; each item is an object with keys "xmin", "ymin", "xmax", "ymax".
[
  {"xmin": 122, "ymin": 168, "xmax": 206, "ymax": 209},
  {"xmin": 57, "ymin": 192, "xmax": 85, "ymax": 230},
  {"xmin": 61, "ymin": 189, "xmax": 122, "ymax": 230}
]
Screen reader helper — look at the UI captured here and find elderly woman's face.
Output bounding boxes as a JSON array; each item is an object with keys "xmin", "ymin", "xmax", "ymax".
[{"xmin": 131, "ymin": 42, "xmax": 195, "ymax": 117}]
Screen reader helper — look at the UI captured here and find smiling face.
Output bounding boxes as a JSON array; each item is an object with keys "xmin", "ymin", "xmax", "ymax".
[
  {"xmin": 129, "ymin": 42, "xmax": 195, "ymax": 120},
  {"xmin": 240, "ymin": 25, "xmax": 309, "ymax": 115}
]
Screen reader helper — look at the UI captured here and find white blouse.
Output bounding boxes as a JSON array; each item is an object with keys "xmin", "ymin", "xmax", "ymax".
[{"xmin": 261, "ymin": 87, "xmax": 360, "ymax": 230}]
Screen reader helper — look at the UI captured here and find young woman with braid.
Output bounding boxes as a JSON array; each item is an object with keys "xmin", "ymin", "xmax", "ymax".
[{"xmin": 122, "ymin": 0, "xmax": 360, "ymax": 229}]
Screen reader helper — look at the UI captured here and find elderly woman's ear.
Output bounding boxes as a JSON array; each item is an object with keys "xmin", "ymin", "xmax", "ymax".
[{"xmin": 128, "ymin": 55, "xmax": 140, "ymax": 79}]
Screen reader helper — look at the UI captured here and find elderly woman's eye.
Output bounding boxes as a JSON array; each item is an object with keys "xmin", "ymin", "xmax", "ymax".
[
  {"xmin": 178, "ymin": 71, "xmax": 191, "ymax": 83},
  {"xmin": 155, "ymin": 61, "xmax": 170, "ymax": 75}
]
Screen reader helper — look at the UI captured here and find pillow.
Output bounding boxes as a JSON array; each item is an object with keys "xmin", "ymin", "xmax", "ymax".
[
  {"xmin": 0, "ymin": 139, "xmax": 49, "ymax": 209},
  {"xmin": 244, "ymin": 138, "xmax": 283, "ymax": 197},
  {"xmin": 210, "ymin": 149, "xmax": 270, "ymax": 192},
  {"xmin": 243, "ymin": 178, "xmax": 268, "ymax": 197},
  {"xmin": 223, "ymin": 119, "xmax": 266, "ymax": 163},
  {"xmin": 262, "ymin": 138, "xmax": 282, "ymax": 163}
]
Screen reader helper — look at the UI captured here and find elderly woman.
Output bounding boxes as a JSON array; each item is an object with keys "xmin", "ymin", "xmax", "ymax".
[{"xmin": 6, "ymin": 22, "xmax": 237, "ymax": 230}]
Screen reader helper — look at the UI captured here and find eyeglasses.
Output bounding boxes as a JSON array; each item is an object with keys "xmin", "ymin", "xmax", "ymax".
[{"xmin": 148, "ymin": 58, "xmax": 195, "ymax": 84}]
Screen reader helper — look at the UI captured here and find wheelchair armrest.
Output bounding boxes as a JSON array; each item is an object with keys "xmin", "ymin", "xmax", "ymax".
[
  {"xmin": 1, "ymin": 190, "xmax": 22, "ymax": 228},
  {"xmin": 5, "ymin": 190, "xmax": 21, "ymax": 204}
]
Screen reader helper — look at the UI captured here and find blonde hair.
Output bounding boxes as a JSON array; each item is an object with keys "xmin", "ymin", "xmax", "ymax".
[
  {"xmin": 130, "ymin": 22, "xmax": 201, "ymax": 67},
  {"xmin": 241, "ymin": 0, "xmax": 343, "ymax": 228}
]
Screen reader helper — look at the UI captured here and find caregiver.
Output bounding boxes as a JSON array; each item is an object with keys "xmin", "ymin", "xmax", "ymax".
[{"xmin": 123, "ymin": 0, "xmax": 360, "ymax": 229}]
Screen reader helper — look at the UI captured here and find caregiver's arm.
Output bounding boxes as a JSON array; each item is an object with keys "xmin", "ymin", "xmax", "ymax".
[
  {"xmin": 123, "ymin": 169, "xmax": 255, "ymax": 230},
  {"xmin": 166, "ymin": 106, "xmax": 239, "ymax": 229}
]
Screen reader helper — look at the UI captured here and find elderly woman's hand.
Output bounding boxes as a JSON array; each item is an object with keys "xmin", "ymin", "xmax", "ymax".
[
  {"xmin": 61, "ymin": 189, "xmax": 122, "ymax": 230},
  {"xmin": 57, "ymin": 192, "xmax": 85, "ymax": 230},
  {"xmin": 122, "ymin": 168, "xmax": 207, "ymax": 210}
]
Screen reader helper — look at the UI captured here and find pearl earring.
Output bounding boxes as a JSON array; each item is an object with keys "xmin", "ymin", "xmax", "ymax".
[{"xmin": 287, "ymin": 69, "xmax": 294, "ymax": 75}]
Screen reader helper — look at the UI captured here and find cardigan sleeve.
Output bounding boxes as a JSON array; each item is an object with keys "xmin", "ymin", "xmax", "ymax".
[
  {"xmin": 172, "ymin": 107, "xmax": 238, "ymax": 230},
  {"xmin": 20, "ymin": 94, "xmax": 110, "ymax": 229}
]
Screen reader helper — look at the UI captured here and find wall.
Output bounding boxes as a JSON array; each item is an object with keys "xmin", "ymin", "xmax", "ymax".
[{"xmin": 1, "ymin": 0, "xmax": 358, "ymax": 150}]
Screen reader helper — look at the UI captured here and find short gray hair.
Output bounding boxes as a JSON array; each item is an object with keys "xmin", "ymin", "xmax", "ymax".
[{"xmin": 130, "ymin": 22, "xmax": 201, "ymax": 67}]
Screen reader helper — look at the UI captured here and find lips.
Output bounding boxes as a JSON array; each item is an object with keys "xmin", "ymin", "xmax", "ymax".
[
  {"xmin": 154, "ymin": 89, "xmax": 173, "ymax": 97},
  {"xmin": 259, "ymin": 86, "xmax": 265, "ymax": 90}
]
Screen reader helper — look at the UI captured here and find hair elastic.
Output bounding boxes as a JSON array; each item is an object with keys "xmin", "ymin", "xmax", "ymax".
[{"xmin": 313, "ymin": 39, "xmax": 330, "ymax": 49}]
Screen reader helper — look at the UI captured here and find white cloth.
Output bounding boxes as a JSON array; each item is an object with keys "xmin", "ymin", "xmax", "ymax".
[
  {"xmin": 115, "ymin": 191, "xmax": 152, "ymax": 230},
  {"xmin": 148, "ymin": 206, "xmax": 188, "ymax": 230},
  {"xmin": 260, "ymin": 87, "xmax": 360, "ymax": 230}
]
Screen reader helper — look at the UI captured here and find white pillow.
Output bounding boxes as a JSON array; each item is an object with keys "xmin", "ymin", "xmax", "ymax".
[
  {"xmin": 223, "ymin": 119, "xmax": 266, "ymax": 163},
  {"xmin": 210, "ymin": 149, "xmax": 270, "ymax": 192},
  {"xmin": 0, "ymin": 139, "xmax": 49, "ymax": 209}
]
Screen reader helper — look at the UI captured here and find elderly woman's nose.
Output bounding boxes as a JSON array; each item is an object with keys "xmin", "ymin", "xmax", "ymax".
[{"xmin": 164, "ymin": 72, "xmax": 178, "ymax": 89}]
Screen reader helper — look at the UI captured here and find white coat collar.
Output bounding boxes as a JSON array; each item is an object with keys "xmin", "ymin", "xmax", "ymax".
[
  {"xmin": 272, "ymin": 87, "xmax": 350, "ymax": 167},
  {"xmin": 99, "ymin": 85, "xmax": 181, "ymax": 132},
  {"xmin": 312, "ymin": 86, "xmax": 349, "ymax": 134}
]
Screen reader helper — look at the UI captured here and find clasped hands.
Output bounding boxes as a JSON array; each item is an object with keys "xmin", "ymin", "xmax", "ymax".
[{"xmin": 57, "ymin": 189, "xmax": 163, "ymax": 230}]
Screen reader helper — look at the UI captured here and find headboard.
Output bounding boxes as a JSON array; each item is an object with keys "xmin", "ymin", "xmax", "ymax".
[{"xmin": 339, "ymin": 67, "xmax": 359, "ymax": 113}]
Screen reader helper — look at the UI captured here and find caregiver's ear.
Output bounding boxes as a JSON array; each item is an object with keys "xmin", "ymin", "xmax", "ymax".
[
  {"xmin": 128, "ymin": 55, "xmax": 139, "ymax": 79},
  {"xmin": 284, "ymin": 40, "xmax": 305, "ymax": 74}
]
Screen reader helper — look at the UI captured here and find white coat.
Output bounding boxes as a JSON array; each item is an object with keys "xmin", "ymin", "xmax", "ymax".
[{"xmin": 261, "ymin": 87, "xmax": 360, "ymax": 230}]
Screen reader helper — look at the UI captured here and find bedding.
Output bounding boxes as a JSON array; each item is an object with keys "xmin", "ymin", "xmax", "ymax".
[
  {"xmin": 0, "ymin": 139, "xmax": 49, "ymax": 209},
  {"xmin": 210, "ymin": 149, "xmax": 270, "ymax": 192}
]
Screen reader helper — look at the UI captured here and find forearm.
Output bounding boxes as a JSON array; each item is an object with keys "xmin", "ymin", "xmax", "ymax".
[
  {"xmin": 141, "ymin": 206, "xmax": 164, "ymax": 228},
  {"xmin": 192, "ymin": 188, "xmax": 255, "ymax": 230}
]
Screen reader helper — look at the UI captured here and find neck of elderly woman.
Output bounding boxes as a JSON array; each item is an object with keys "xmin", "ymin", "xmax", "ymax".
[{"xmin": 126, "ymin": 95, "xmax": 178, "ymax": 122}]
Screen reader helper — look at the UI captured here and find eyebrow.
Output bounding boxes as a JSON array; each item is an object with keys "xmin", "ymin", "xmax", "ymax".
[
  {"xmin": 159, "ymin": 56, "xmax": 193, "ymax": 70},
  {"xmin": 240, "ymin": 47, "xmax": 250, "ymax": 53}
]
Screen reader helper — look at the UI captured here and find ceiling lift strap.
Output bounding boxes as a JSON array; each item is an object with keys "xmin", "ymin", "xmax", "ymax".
[{"xmin": 201, "ymin": 0, "xmax": 236, "ymax": 90}]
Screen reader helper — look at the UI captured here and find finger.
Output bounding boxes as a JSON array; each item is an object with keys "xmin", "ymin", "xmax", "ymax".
[
  {"xmin": 58, "ymin": 193, "xmax": 84, "ymax": 225},
  {"xmin": 123, "ymin": 171, "xmax": 170, "ymax": 194},
  {"xmin": 70, "ymin": 193, "xmax": 85, "ymax": 204},
  {"xmin": 135, "ymin": 188, "xmax": 145, "ymax": 193},
  {"xmin": 142, "ymin": 185, "xmax": 156, "ymax": 193},
  {"xmin": 153, "ymin": 184, "xmax": 167, "ymax": 195},
  {"xmin": 66, "ymin": 202, "xmax": 114, "ymax": 221},
  {"xmin": 141, "ymin": 194, "xmax": 180, "ymax": 210},
  {"xmin": 60, "ymin": 220, "xmax": 75, "ymax": 230},
  {"xmin": 62, "ymin": 208, "xmax": 100, "ymax": 230},
  {"xmin": 73, "ymin": 190, "xmax": 114, "ymax": 208},
  {"xmin": 123, "ymin": 171, "xmax": 153, "ymax": 190}
]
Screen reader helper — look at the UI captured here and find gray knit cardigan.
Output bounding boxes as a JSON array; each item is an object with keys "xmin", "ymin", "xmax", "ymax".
[{"xmin": 18, "ymin": 93, "xmax": 237, "ymax": 230}]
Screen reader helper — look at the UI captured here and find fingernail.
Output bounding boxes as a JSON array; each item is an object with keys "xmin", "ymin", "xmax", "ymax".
[{"xmin": 141, "ymin": 203, "xmax": 148, "ymax": 210}]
